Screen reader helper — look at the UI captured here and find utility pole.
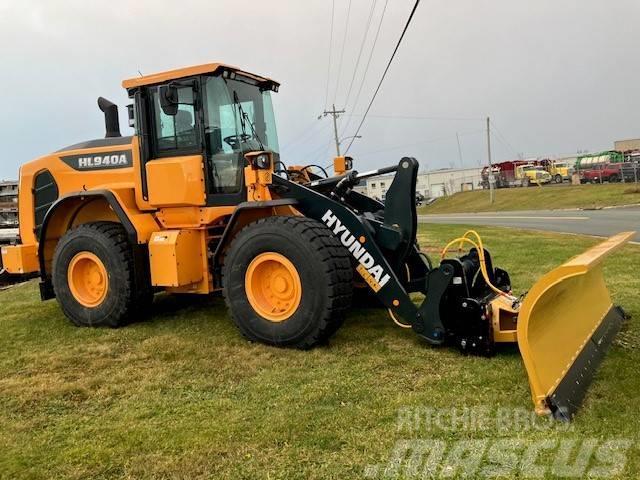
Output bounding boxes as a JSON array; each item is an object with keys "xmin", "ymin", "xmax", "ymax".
[
  {"xmin": 456, "ymin": 132, "xmax": 463, "ymax": 168},
  {"xmin": 321, "ymin": 104, "xmax": 346, "ymax": 156},
  {"xmin": 487, "ymin": 116, "xmax": 495, "ymax": 204}
]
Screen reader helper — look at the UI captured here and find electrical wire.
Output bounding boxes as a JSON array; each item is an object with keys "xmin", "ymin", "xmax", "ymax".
[
  {"xmin": 280, "ymin": 118, "xmax": 324, "ymax": 151},
  {"xmin": 356, "ymin": 129, "xmax": 484, "ymax": 157},
  {"xmin": 339, "ymin": 0, "xmax": 389, "ymax": 137},
  {"xmin": 342, "ymin": 0, "xmax": 378, "ymax": 109},
  {"xmin": 363, "ymin": 114, "xmax": 485, "ymax": 121},
  {"xmin": 332, "ymin": 0, "xmax": 353, "ymax": 106},
  {"xmin": 490, "ymin": 132, "xmax": 515, "ymax": 160},
  {"xmin": 344, "ymin": 0, "xmax": 422, "ymax": 154},
  {"xmin": 388, "ymin": 262, "xmax": 413, "ymax": 328},
  {"xmin": 490, "ymin": 120, "xmax": 519, "ymax": 157},
  {"xmin": 323, "ymin": 0, "xmax": 336, "ymax": 110},
  {"xmin": 389, "ymin": 309, "xmax": 412, "ymax": 328}
]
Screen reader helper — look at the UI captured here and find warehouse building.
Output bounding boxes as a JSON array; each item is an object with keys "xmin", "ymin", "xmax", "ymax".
[
  {"xmin": 614, "ymin": 138, "xmax": 640, "ymax": 152},
  {"xmin": 356, "ymin": 166, "xmax": 483, "ymax": 200},
  {"xmin": 0, "ymin": 180, "xmax": 19, "ymax": 228}
]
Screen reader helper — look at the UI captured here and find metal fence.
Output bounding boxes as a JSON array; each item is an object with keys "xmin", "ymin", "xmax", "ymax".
[{"xmin": 621, "ymin": 162, "xmax": 640, "ymax": 183}]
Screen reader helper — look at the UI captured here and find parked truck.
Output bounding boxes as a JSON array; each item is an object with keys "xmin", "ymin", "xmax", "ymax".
[
  {"xmin": 579, "ymin": 163, "xmax": 622, "ymax": 184},
  {"xmin": 481, "ymin": 160, "xmax": 551, "ymax": 188},
  {"xmin": 539, "ymin": 159, "xmax": 573, "ymax": 183},
  {"xmin": 576, "ymin": 151, "xmax": 624, "ymax": 170}
]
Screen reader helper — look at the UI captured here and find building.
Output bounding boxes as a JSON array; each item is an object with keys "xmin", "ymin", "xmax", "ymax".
[
  {"xmin": 0, "ymin": 181, "xmax": 18, "ymax": 228},
  {"xmin": 358, "ymin": 166, "xmax": 483, "ymax": 201},
  {"xmin": 614, "ymin": 138, "xmax": 640, "ymax": 152}
]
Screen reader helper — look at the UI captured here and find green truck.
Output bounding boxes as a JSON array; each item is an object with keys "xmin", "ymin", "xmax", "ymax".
[{"xmin": 576, "ymin": 151, "xmax": 624, "ymax": 170}]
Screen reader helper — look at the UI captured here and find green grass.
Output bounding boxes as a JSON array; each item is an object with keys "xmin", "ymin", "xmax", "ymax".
[
  {"xmin": 420, "ymin": 183, "xmax": 640, "ymax": 214},
  {"xmin": 0, "ymin": 225, "xmax": 638, "ymax": 479}
]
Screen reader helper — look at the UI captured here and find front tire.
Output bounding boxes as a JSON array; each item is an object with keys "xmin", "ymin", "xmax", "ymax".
[
  {"xmin": 222, "ymin": 216, "xmax": 353, "ymax": 349},
  {"xmin": 554, "ymin": 174, "xmax": 563, "ymax": 184},
  {"xmin": 52, "ymin": 222, "xmax": 150, "ymax": 327}
]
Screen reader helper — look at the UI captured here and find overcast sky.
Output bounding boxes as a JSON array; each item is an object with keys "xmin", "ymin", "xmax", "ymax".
[{"xmin": 1, "ymin": 0, "xmax": 639, "ymax": 179}]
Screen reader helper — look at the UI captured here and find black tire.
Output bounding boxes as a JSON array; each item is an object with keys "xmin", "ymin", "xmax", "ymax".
[
  {"xmin": 52, "ymin": 222, "xmax": 152, "ymax": 327},
  {"xmin": 222, "ymin": 216, "xmax": 353, "ymax": 349},
  {"xmin": 609, "ymin": 174, "xmax": 619, "ymax": 183},
  {"xmin": 554, "ymin": 174, "xmax": 563, "ymax": 184}
]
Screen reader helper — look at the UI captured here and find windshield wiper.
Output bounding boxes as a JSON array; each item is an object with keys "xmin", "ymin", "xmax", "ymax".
[{"xmin": 233, "ymin": 91, "xmax": 265, "ymax": 151}]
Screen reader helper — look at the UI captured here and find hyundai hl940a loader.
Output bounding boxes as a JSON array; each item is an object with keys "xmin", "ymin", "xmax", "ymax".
[{"xmin": 1, "ymin": 63, "xmax": 633, "ymax": 420}]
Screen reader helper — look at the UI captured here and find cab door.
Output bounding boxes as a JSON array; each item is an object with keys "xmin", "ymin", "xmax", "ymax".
[{"xmin": 144, "ymin": 80, "xmax": 207, "ymax": 208}]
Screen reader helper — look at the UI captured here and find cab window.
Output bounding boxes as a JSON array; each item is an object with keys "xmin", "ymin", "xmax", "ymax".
[{"xmin": 151, "ymin": 86, "xmax": 199, "ymax": 154}]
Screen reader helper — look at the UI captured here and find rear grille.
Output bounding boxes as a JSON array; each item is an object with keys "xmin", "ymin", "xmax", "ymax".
[{"xmin": 33, "ymin": 170, "xmax": 58, "ymax": 240}]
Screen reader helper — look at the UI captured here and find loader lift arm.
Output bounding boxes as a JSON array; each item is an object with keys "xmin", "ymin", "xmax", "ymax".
[{"xmin": 272, "ymin": 158, "xmax": 450, "ymax": 344}]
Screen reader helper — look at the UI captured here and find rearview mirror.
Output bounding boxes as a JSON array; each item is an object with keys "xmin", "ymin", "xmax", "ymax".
[{"xmin": 159, "ymin": 84, "xmax": 179, "ymax": 116}]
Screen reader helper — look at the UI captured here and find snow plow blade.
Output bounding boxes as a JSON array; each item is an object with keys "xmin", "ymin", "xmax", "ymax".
[{"xmin": 517, "ymin": 232, "xmax": 634, "ymax": 421}]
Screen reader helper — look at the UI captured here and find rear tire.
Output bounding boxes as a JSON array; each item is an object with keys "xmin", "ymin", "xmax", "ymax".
[
  {"xmin": 222, "ymin": 216, "xmax": 353, "ymax": 349},
  {"xmin": 52, "ymin": 222, "xmax": 151, "ymax": 327},
  {"xmin": 554, "ymin": 174, "xmax": 563, "ymax": 184}
]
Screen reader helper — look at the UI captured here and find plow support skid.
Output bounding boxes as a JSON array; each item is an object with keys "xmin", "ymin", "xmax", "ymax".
[{"xmin": 517, "ymin": 232, "xmax": 634, "ymax": 420}]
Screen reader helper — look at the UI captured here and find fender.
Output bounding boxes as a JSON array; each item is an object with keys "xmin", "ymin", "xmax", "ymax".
[
  {"xmin": 211, "ymin": 198, "xmax": 299, "ymax": 276},
  {"xmin": 37, "ymin": 190, "xmax": 144, "ymax": 300}
]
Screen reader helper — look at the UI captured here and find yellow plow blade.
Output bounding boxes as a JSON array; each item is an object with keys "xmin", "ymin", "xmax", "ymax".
[{"xmin": 517, "ymin": 231, "xmax": 634, "ymax": 421}]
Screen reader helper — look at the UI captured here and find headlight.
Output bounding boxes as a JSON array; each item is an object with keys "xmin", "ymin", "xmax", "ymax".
[{"xmin": 254, "ymin": 154, "xmax": 271, "ymax": 169}]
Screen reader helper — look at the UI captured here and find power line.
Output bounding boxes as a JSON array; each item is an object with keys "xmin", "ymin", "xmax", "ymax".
[
  {"xmin": 490, "ymin": 131, "xmax": 517, "ymax": 159},
  {"xmin": 351, "ymin": 113, "xmax": 485, "ymax": 121},
  {"xmin": 344, "ymin": 0, "xmax": 421, "ymax": 154},
  {"xmin": 356, "ymin": 129, "xmax": 484, "ymax": 157},
  {"xmin": 280, "ymin": 118, "xmax": 326, "ymax": 151},
  {"xmin": 323, "ymin": 0, "xmax": 336, "ymax": 109},
  {"xmin": 307, "ymin": 138, "xmax": 334, "ymax": 161},
  {"xmin": 490, "ymin": 120, "xmax": 519, "ymax": 157},
  {"xmin": 339, "ymin": 0, "xmax": 389, "ymax": 137},
  {"xmin": 342, "ymin": 0, "xmax": 378, "ymax": 109},
  {"xmin": 332, "ymin": 0, "xmax": 353, "ymax": 105}
]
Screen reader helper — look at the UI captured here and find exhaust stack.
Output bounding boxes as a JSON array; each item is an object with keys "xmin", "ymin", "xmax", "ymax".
[{"xmin": 97, "ymin": 97, "xmax": 121, "ymax": 138}]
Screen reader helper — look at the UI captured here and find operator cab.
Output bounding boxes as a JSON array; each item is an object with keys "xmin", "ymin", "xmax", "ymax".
[{"xmin": 123, "ymin": 64, "xmax": 280, "ymax": 206}]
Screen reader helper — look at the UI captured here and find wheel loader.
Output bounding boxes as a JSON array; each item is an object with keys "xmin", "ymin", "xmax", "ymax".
[{"xmin": 1, "ymin": 63, "xmax": 633, "ymax": 420}]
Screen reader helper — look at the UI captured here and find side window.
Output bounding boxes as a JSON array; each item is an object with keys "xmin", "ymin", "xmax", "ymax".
[{"xmin": 151, "ymin": 86, "xmax": 199, "ymax": 154}]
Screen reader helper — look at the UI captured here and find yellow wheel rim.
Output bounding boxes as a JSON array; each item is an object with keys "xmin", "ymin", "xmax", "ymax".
[
  {"xmin": 245, "ymin": 252, "xmax": 302, "ymax": 322},
  {"xmin": 67, "ymin": 252, "xmax": 109, "ymax": 308}
]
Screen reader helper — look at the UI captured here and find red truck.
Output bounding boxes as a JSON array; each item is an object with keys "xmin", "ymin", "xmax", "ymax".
[
  {"xmin": 480, "ymin": 160, "xmax": 528, "ymax": 188},
  {"xmin": 579, "ymin": 163, "xmax": 622, "ymax": 184}
]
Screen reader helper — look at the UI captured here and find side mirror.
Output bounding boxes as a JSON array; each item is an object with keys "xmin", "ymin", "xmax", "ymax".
[
  {"xmin": 159, "ymin": 84, "xmax": 179, "ymax": 116},
  {"xmin": 126, "ymin": 104, "xmax": 135, "ymax": 128}
]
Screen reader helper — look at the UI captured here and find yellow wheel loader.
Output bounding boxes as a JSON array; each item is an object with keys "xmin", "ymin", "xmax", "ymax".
[{"xmin": 0, "ymin": 63, "xmax": 633, "ymax": 420}]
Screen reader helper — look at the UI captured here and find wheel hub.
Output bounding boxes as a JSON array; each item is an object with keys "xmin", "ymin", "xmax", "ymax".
[
  {"xmin": 67, "ymin": 252, "xmax": 109, "ymax": 308},
  {"xmin": 245, "ymin": 252, "xmax": 302, "ymax": 322}
]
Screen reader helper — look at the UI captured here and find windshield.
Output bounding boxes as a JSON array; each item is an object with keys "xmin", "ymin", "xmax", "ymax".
[
  {"xmin": 202, "ymin": 76, "xmax": 279, "ymax": 193},
  {"xmin": 204, "ymin": 76, "xmax": 279, "ymax": 154}
]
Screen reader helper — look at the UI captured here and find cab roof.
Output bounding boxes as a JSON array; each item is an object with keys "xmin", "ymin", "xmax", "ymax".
[{"xmin": 122, "ymin": 62, "xmax": 279, "ymax": 90}]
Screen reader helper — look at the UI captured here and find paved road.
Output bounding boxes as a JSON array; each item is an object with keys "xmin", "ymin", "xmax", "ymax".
[{"xmin": 419, "ymin": 206, "xmax": 640, "ymax": 242}]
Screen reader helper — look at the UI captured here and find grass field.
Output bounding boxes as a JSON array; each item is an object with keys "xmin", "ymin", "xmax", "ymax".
[
  {"xmin": 1, "ymin": 225, "xmax": 638, "ymax": 479},
  {"xmin": 420, "ymin": 183, "xmax": 640, "ymax": 214}
]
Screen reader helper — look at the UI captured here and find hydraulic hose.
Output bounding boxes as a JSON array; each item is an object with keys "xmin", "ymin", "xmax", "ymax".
[{"xmin": 440, "ymin": 230, "xmax": 514, "ymax": 299}]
